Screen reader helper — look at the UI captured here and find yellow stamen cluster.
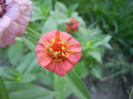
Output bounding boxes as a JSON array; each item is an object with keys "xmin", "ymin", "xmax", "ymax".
[{"xmin": 43, "ymin": 38, "xmax": 69, "ymax": 61}]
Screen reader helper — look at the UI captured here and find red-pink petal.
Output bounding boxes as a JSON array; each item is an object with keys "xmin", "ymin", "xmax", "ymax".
[
  {"xmin": 55, "ymin": 61, "xmax": 66, "ymax": 76},
  {"xmin": 45, "ymin": 61, "xmax": 55, "ymax": 72},
  {"xmin": 45, "ymin": 30, "xmax": 72, "ymax": 41},
  {"xmin": 67, "ymin": 38, "xmax": 79, "ymax": 45},
  {"xmin": 36, "ymin": 51, "xmax": 45, "ymax": 59},
  {"xmin": 38, "ymin": 35, "xmax": 50, "ymax": 45},
  {"xmin": 38, "ymin": 53, "xmax": 52, "ymax": 67},
  {"xmin": 38, "ymin": 30, "xmax": 58, "ymax": 45},
  {"xmin": 68, "ymin": 53, "xmax": 82, "ymax": 65},
  {"xmin": 45, "ymin": 30, "xmax": 57, "ymax": 39},
  {"xmin": 68, "ymin": 43, "xmax": 82, "ymax": 53},
  {"xmin": 60, "ymin": 31, "xmax": 72, "ymax": 40},
  {"xmin": 35, "ymin": 44, "xmax": 45, "ymax": 52},
  {"xmin": 62, "ymin": 59, "xmax": 74, "ymax": 72}
]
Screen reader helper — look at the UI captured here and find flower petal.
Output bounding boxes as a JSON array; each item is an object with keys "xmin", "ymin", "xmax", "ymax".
[
  {"xmin": 68, "ymin": 53, "xmax": 82, "ymax": 65},
  {"xmin": 55, "ymin": 30, "xmax": 61, "ymax": 42},
  {"xmin": 38, "ymin": 53, "xmax": 52, "ymax": 67},
  {"xmin": 38, "ymin": 30, "xmax": 58, "ymax": 45},
  {"xmin": 68, "ymin": 43, "xmax": 82, "ymax": 53},
  {"xmin": 38, "ymin": 35, "xmax": 50, "ymax": 45},
  {"xmin": 5, "ymin": 2, "xmax": 20, "ymax": 20},
  {"xmin": 36, "ymin": 51, "xmax": 45, "ymax": 59},
  {"xmin": 67, "ymin": 38, "xmax": 79, "ymax": 45},
  {"xmin": 62, "ymin": 59, "xmax": 74, "ymax": 72},
  {"xmin": 5, "ymin": 0, "xmax": 13, "ymax": 4},
  {"xmin": 45, "ymin": 61, "xmax": 55, "ymax": 72},
  {"xmin": 35, "ymin": 44, "xmax": 45, "ymax": 52},
  {"xmin": 60, "ymin": 31, "xmax": 72, "ymax": 40},
  {"xmin": 55, "ymin": 61, "xmax": 66, "ymax": 76},
  {"xmin": 45, "ymin": 30, "xmax": 57, "ymax": 39},
  {"xmin": 0, "ymin": 16, "xmax": 11, "ymax": 31}
]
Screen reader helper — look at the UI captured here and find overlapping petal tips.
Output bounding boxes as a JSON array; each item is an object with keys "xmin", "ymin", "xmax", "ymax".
[
  {"xmin": 38, "ymin": 53, "xmax": 52, "ymax": 67},
  {"xmin": 0, "ymin": 0, "xmax": 32, "ymax": 47},
  {"xmin": 36, "ymin": 30, "xmax": 82, "ymax": 76},
  {"xmin": 67, "ymin": 38, "xmax": 82, "ymax": 52}
]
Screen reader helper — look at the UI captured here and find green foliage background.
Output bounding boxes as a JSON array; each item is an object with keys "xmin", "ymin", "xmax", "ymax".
[{"xmin": 0, "ymin": 0, "xmax": 133, "ymax": 99}]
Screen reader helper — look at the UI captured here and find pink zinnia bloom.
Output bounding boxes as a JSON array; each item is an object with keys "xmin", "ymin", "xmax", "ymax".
[
  {"xmin": 66, "ymin": 18, "xmax": 79, "ymax": 32},
  {"xmin": 0, "ymin": 0, "xmax": 32, "ymax": 47},
  {"xmin": 36, "ymin": 30, "xmax": 82, "ymax": 76}
]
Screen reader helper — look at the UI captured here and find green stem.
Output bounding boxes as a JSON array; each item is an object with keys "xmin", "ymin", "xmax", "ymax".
[{"xmin": 27, "ymin": 27, "xmax": 42, "ymax": 38}]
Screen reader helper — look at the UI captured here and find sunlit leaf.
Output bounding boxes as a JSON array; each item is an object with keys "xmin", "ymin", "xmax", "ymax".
[
  {"xmin": 0, "ymin": 66, "xmax": 21, "ymax": 82},
  {"xmin": 88, "ymin": 50, "xmax": 102, "ymax": 63},
  {"xmin": 17, "ymin": 52, "xmax": 39, "ymax": 74},
  {"xmin": 8, "ymin": 41, "xmax": 24, "ymax": 65},
  {"xmin": 67, "ymin": 4, "xmax": 78, "ymax": 17},
  {"xmin": 5, "ymin": 82, "xmax": 55, "ymax": 99},
  {"xmin": 91, "ymin": 66, "xmax": 102, "ymax": 80},
  {"xmin": 42, "ymin": 17, "xmax": 57, "ymax": 34},
  {"xmin": 37, "ymin": 69, "xmax": 54, "ymax": 86}
]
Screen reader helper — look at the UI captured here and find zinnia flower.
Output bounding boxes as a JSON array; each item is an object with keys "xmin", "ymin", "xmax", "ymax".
[
  {"xmin": 0, "ymin": 0, "xmax": 32, "ymax": 47},
  {"xmin": 66, "ymin": 18, "xmax": 79, "ymax": 32},
  {"xmin": 36, "ymin": 30, "xmax": 82, "ymax": 76}
]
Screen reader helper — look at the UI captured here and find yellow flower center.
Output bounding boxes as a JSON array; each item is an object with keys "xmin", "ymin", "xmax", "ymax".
[{"xmin": 44, "ymin": 31, "xmax": 69, "ymax": 61}]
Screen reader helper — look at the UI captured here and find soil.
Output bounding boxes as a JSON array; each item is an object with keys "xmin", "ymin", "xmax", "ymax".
[
  {"xmin": 83, "ymin": 76, "xmax": 128, "ymax": 99},
  {"xmin": 67, "ymin": 74, "xmax": 128, "ymax": 99}
]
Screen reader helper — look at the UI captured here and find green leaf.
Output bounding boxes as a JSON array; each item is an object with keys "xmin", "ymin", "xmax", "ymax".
[
  {"xmin": 20, "ymin": 73, "xmax": 36, "ymax": 83},
  {"xmin": 0, "ymin": 66, "xmax": 21, "ymax": 82},
  {"xmin": 60, "ymin": 70, "xmax": 91, "ymax": 99},
  {"xmin": 88, "ymin": 50, "xmax": 102, "ymax": 63},
  {"xmin": 55, "ymin": 2, "xmax": 67, "ymax": 13},
  {"xmin": 37, "ymin": 69, "xmax": 54, "ymax": 86},
  {"xmin": 22, "ymin": 36, "xmax": 36, "ymax": 52},
  {"xmin": 0, "ymin": 76, "xmax": 9, "ymax": 99},
  {"xmin": 42, "ymin": 17, "xmax": 57, "ymax": 34},
  {"xmin": 5, "ymin": 82, "xmax": 55, "ymax": 99},
  {"xmin": 67, "ymin": 4, "xmax": 78, "ymax": 17},
  {"xmin": 24, "ymin": 57, "xmax": 40, "ymax": 73},
  {"xmin": 0, "ymin": 66, "xmax": 36, "ymax": 83},
  {"xmin": 74, "ymin": 61, "xmax": 90, "ymax": 78},
  {"xmin": 31, "ymin": 1, "xmax": 45, "ymax": 22},
  {"xmin": 8, "ymin": 41, "xmax": 24, "ymax": 65},
  {"xmin": 91, "ymin": 66, "xmax": 102, "ymax": 80},
  {"xmin": 43, "ymin": 0, "xmax": 52, "ymax": 11},
  {"xmin": 17, "ymin": 52, "xmax": 39, "ymax": 74}
]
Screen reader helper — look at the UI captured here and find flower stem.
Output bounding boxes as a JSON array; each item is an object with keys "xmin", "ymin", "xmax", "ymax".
[{"xmin": 27, "ymin": 27, "xmax": 41, "ymax": 38}]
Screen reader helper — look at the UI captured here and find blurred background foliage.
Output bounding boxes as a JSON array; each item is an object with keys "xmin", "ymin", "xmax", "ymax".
[{"xmin": 0, "ymin": 0, "xmax": 133, "ymax": 99}]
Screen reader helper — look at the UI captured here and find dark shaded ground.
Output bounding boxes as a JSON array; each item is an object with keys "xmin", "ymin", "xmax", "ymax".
[
  {"xmin": 67, "ymin": 74, "xmax": 128, "ymax": 99},
  {"xmin": 83, "ymin": 76, "xmax": 128, "ymax": 99}
]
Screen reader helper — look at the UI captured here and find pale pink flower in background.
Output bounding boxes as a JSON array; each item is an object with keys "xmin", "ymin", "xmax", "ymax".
[
  {"xmin": 0, "ymin": 0, "xmax": 32, "ymax": 47},
  {"xmin": 36, "ymin": 30, "xmax": 82, "ymax": 76}
]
